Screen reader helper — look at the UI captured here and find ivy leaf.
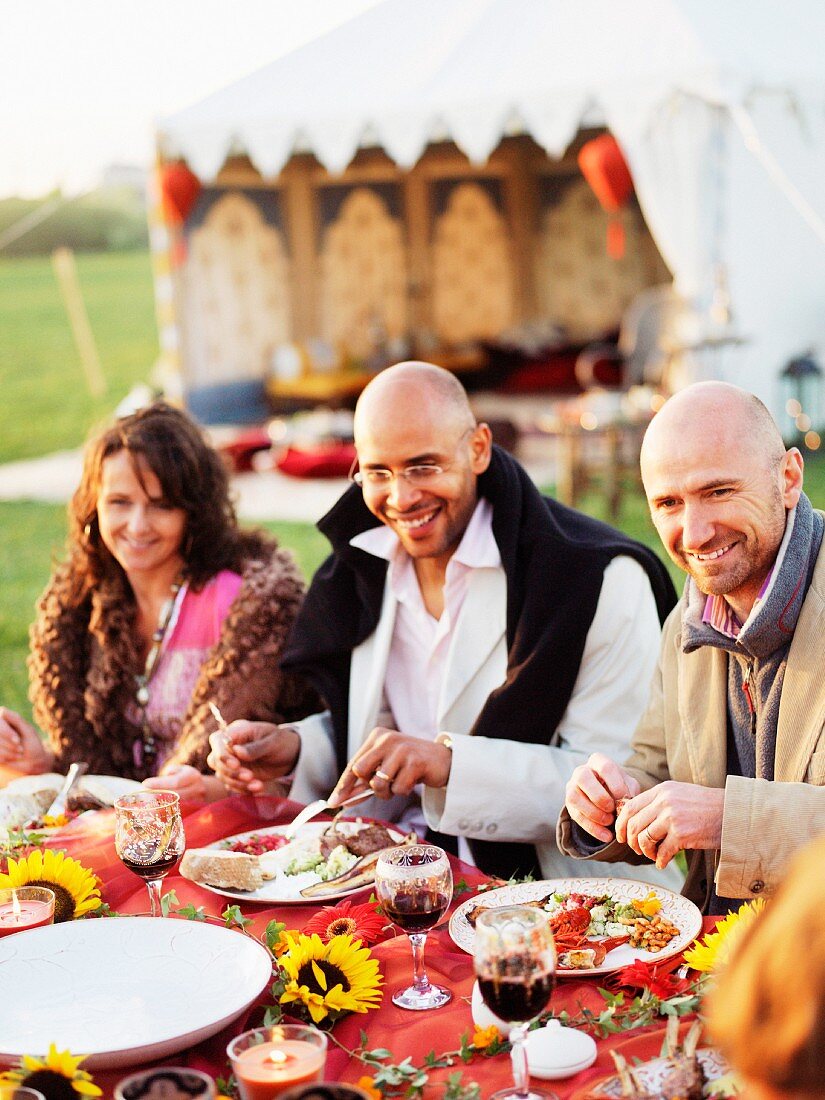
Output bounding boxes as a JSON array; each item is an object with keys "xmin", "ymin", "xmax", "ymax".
[
  {"xmin": 176, "ymin": 903, "xmax": 207, "ymax": 922},
  {"xmin": 223, "ymin": 904, "xmax": 253, "ymax": 930},
  {"xmin": 366, "ymin": 1048, "xmax": 393, "ymax": 1061},
  {"xmin": 160, "ymin": 889, "xmax": 179, "ymax": 917},
  {"xmin": 264, "ymin": 919, "xmax": 286, "ymax": 952}
]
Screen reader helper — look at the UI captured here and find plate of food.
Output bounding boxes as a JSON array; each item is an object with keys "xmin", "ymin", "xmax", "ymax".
[
  {"xmin": 0, "ymin": 773, "xmax": 141, "ymax": 833},
  {"xmin": 449, "ymin": 877, "xmax": 702, "ymax": 975},
  {"xmin": 180, "ymin": 818, "xmax": 414, "ymax": 903},
  {"xmin": 573, "ymin": 1019, "xmax": 737, "ymax": 1099}
]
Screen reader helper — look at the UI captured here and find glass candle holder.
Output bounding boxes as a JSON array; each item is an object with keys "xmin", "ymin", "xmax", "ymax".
[
  {"xmin": 114, "ymin": 1066, "xmax": 216, "ymax": 1100},
  {"xmin": 228, "ymin": 1025, "xmax": 328, "ymax": 1100},
  {"xmin": 0, "ymin": 887, "xmax": 55, "ymax": 938},
  {"xmin": 0, "ymin": 1087, "xmax": 47, "ymax": 1100}
]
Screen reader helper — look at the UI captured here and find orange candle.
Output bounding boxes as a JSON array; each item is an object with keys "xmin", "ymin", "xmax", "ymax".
[
  {"xmin": 228, "ymin": 1030, "xmax": 327, "ymax": 1100},
  {"xmin": 0, "ymin": 888, "xmax": 54, "ymax": 938}
]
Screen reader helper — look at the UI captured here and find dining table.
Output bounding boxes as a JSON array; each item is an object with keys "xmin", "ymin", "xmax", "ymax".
[{"xmin": 3, "ymin": 789, "xmax": 716, "ymax": 1099}]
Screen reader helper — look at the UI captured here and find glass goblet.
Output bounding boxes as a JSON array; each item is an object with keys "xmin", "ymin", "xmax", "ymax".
[
  {"xmin": 474, "ymin": 906, "xmax": 558, "ymax": 1100},
  {"xmin": 114, "ymin": 790, "xmax": 185, "ymax": 917},
  {"xmin": 374, "ymin": 843, "xmax": 453, "ymax": 1010}
]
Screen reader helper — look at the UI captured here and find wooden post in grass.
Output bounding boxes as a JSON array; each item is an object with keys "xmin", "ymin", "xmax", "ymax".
[{"xmin": 51, "ymin": 247, "xmax": 107, "ymax": 398}]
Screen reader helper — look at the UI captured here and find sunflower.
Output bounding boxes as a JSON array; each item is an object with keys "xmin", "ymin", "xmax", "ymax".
[
  {"xmin": 682, "ymin": 898, "xmax": 766, "ymax": 973},
  {"xmin": 278, "ymin": 932, "xmax": 383, "ymax": 1024},
  {"xmin": 0, "ymin": 1043, "xmax": 102, "ymax": 1099},
  {"xmin": 0, "ymin": 850, "xmax": 101, "ymax": 922},
  {"xmin": 302, "ymin": 899, "xmax": 385, "ymax": 945}
]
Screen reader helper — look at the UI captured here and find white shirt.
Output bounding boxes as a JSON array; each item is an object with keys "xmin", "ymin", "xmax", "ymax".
[{"xmin": 350, "ymin": 499, "xmax": 499, "ymax": 742}]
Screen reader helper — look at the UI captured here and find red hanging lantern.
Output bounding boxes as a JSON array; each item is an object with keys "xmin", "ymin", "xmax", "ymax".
[
  {"xmin": 577, "ymin": 134, "xmax": 634, "ymax": 259},
  {"xmin": 160, "ymin": 162, "xmax": 202, "ymax": 226}
]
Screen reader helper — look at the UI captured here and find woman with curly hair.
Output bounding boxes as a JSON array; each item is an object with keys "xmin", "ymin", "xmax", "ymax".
[{"xmin": 0, "ymin": 402, "xmax": 315, "ymax": 800}]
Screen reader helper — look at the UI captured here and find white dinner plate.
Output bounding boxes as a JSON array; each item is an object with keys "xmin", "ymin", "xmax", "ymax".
[
  {"xmin": 199, "ymin": 820, "xmax": 406, "ymax": 904},
  {"xmin": 0, "ymin": 774, "xmax": 142, "ymax": 832},
  {"xmin": 449, "ymin": 876, "xmax": 702, "ymax": 976},
  {"xmin": 0, "ymin": 916, "xmax": 272, "ymax": 1069}
]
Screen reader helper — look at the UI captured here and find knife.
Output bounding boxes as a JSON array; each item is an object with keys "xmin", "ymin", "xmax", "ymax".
[
  {"xmin": 283, "ymin": 788, "xmax": 375, "ymax": 840},
  {"xmin": 44, "ymin": 761, "xmax": 89, "ymax": 818}
]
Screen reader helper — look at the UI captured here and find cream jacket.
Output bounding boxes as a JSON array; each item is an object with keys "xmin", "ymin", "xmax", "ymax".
[
  {"xmin": 291, "ymin": 555, "xmax": 682, "ymax": 888},
  {"xmin": 558, "ymin": 539, "xmax": 825, "ymax": 907}
]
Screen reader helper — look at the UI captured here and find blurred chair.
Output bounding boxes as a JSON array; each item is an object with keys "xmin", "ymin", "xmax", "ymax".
[{"xmin": 575, "ymin": 284, "xmax": 684, "ymax": 392}]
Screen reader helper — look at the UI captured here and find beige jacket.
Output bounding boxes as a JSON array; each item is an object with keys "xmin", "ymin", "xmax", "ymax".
[{"xmin": 558, "ymin": 538, "xmax": 825, "ymax": 909}]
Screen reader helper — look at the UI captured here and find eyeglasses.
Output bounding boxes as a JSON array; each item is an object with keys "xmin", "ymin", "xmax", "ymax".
[
  {"xmin": 349, "ymin": 427, "xmax": 476, "ymax": 490},
  {"xmin": 351, "ymin": 463, "xmax": 447, "ymax": 488}
]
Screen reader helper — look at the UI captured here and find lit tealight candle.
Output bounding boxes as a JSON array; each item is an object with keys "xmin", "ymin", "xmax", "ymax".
[
  {"xmin": 228, "ymin": 1028, "xmax": 327, "ymax": 1100},
  {"xmin": 0, "ymin": 887, "xmax": 55, "ymax": 938}
]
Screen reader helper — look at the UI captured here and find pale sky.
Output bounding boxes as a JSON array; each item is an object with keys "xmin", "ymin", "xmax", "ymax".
[{"xmin": 0, "ymin": 0, "xmax": 380, "ymax": 198}]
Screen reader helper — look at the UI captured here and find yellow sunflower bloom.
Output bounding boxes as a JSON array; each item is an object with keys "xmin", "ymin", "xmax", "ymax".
[
  {"xmin": 683, "ymin": 899, "xmax": 766, "ymax": 973},
  {"xmin": 278, "ymin": 932, "xmax": 383, "ymax": 1024},
  {"xmin": 0, "ymin": 1042, "xmax": 102, "ymax": 1097},
  {"xmin": 0, "ymin": 849, "xmax": 101, "ymax": 922}
]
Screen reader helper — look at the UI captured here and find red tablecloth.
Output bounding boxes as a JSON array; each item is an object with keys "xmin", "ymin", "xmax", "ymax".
[{"xmin": 9, "ymin": 794, "xmax": 710, "ymax": 1098}]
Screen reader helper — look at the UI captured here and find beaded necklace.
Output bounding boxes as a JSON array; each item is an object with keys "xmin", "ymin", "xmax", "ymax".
[{"xmin": 133, "ymin": 577, "xmax": 184, "ymax": 770}]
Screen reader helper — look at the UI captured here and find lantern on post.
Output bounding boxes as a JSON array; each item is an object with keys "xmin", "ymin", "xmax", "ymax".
[
  {"xmin": 781, "ymin": 350, "xmax": 823, "ymax": 450},
  {"xmin": 577, "ymin": 134, "xmax": 634, "ymax": 259}
]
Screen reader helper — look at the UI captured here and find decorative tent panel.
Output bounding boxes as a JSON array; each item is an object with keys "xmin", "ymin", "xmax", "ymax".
[
  {"xmin": 319, "ymin": 185, "xmax": 409, "ymax": 359},
  {"xmin": 180, "ymin": 191, "xmax": 291, "ymax": 386},
  {"xmin": 431, "ymin": 180, "xmax": 515, "ymax": 344},
  {"xmin": 534, "ymin": 178, "xmax": 669, "ymax": 341}
]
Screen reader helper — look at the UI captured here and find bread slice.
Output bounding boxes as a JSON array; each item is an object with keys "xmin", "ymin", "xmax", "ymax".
[{"xmin": 179, "ymin": 848, "xmax": 264, "ymax": 892}]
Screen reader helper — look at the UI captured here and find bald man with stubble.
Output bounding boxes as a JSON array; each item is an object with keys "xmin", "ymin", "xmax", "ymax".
[
  {"xmin": 560, "ymin": 381, "xmax": 825, "ymax": 912},
  {"xmin": 210, "ymin": 362, "xmax": 677, "ymax": 883}
]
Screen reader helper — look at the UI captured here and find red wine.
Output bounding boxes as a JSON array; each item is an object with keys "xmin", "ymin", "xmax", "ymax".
[
  {"xmin": 477, "ymin": 971, "xmax": 555, "ymax": 1023},
  {"xmin": 384, "ymin": 892, "xmax": 450, "ymax": 934},
  {"xmin": 120, "ymin": 852, "xmax": 179, "ymax": 880}
]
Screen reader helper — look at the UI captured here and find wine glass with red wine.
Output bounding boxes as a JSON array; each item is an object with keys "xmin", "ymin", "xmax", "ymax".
[
  {"xmin": 474, "ymin": 906, "xmax": 558, "ymax": 1100},
  {"xmin": 114, "ymin": 790, "xmax": 185, "ymax": 917},
  {"xmin": 374, "ymin": 843, "xmax": 453, "ymax": 1010}
]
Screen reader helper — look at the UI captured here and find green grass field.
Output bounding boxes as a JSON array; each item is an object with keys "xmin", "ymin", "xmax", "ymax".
[{"xmin": 0, "ymin": 250, "xmax": 158, "ymax": 463}]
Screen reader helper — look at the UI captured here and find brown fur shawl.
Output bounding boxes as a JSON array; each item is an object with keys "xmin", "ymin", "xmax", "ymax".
[{"xmin": 28, "ymin": 536, "xmax": 318, "ymax": 780}]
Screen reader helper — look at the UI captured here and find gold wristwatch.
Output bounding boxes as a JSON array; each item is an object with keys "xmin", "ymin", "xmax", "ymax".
[{"xmin": 435, "ymin": 733, "xmax": 453, "ymax": 786}]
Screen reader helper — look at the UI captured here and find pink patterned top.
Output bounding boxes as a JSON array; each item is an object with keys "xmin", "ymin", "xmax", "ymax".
[{"xmin": 125, "ymin": 570, "xmax": 242, "ymax": 769}]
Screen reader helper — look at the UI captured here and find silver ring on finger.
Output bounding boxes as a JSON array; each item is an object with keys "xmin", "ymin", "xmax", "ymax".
[{"xmin": 374, "ymin": 769, "xmax": 392, "ymax": 783}]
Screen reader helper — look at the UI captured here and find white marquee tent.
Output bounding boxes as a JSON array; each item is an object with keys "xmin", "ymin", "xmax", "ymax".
[{"xmin": 159, "ymin": 0, "xmax": 825, "ymax": 423}]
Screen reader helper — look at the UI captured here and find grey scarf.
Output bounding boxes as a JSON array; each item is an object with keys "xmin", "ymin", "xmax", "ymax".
[{"xmin": 682, "ymin": 493, "xmax": 823, "ymax": 780}]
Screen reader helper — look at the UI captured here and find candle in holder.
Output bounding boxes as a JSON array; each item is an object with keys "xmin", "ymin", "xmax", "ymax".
[
  {"xmin": 0, "ymin": 887, "xmax": 55, "ymax": 938},
  {"xmin": 228, "ymin": 1026, "xmax": 327, "ymax": 1100}
]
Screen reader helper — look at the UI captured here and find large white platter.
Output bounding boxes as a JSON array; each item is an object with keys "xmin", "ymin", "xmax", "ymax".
[
  {"xmin": 199, "ymin": 820, "xmax": 405, "ymax": 904},
  {"xmin": 4, "ymin": 773, "xmax": 141, "ymax": 801},
  {"xmin": 449, "ymin": 877, "xmax": 702, "ymax": 976},
  {"xmin": 0, "ymin": 917, "xmax": 272, "ymax": 1069},
  {"xmin": 1, "ymin": 773, "xmax": 142, "ymax": 832}
]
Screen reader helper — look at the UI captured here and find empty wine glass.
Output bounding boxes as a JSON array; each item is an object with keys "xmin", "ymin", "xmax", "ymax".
[
  {"xmin": 114, "ymin": 790, "xmax": 185, "ymax": 916},
  {"xmin": 374, "ymin": 843, "xmax": 453, "ymax": 1010},
  {"xmin": 474, "ymin": 906, "xmax": 558, "ymax": 1100}
]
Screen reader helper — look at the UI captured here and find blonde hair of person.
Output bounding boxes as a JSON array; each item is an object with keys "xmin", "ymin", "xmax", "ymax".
[{"xmin": 706, "ymin": 836, "xmax": 825, "ymax": 1097}]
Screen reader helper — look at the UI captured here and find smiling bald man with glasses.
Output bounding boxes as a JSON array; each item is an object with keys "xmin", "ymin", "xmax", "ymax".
[{"xmin": 208, "ymin": 362, "xmax": 679, "ymax": 883}]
